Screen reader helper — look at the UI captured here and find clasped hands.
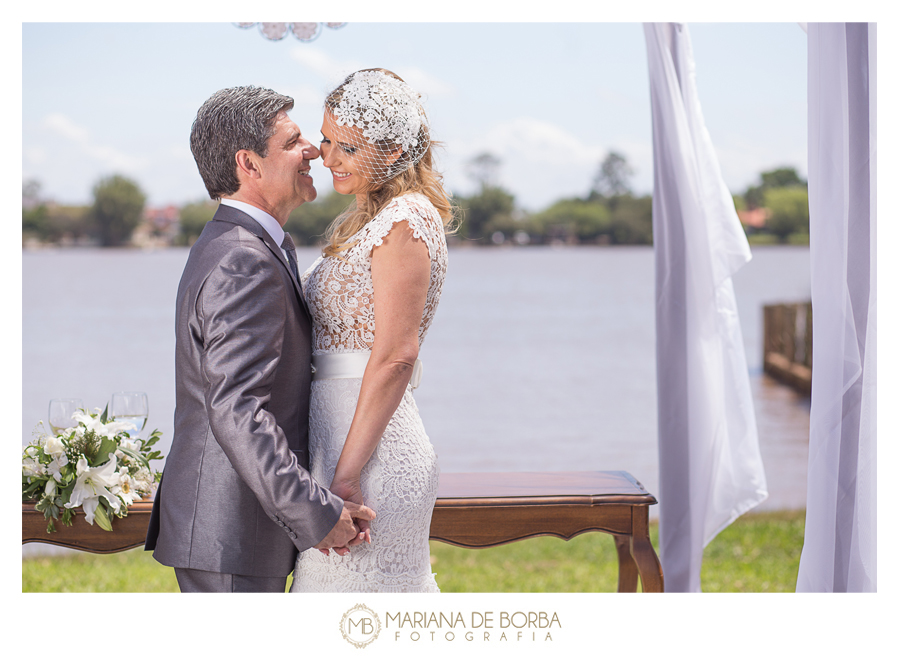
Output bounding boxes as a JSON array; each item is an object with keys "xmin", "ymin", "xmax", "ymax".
[{"xmin": 314, "ymin": 476, "xmax": 374, "ymax": 557}]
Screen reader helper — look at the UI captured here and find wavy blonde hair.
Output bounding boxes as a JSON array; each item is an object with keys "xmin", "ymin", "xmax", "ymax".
[{"xmin": 322, "ymin": 69, "xmax": 456, "ymax": 259}]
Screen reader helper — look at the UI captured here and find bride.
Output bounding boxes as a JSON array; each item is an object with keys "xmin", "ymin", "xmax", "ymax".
[{"xmin": 290, "ymin": 69, "xmax": 453, "ymax": 593}]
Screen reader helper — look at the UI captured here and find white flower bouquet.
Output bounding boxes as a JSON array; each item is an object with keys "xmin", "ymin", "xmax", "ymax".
[{"xmin": 22, "ymin": 407, "xmax": 163, "ymax": 533}]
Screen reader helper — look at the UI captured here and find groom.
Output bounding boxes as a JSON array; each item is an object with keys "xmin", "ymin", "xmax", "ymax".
[{"xmin": 145, "ymin": 86, "xmax": 374, "ymax": 593}]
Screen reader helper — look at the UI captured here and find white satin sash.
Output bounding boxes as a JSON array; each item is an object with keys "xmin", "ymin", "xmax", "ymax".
[{"xmin": 311, "ymin": 352, "xmax": 423, "ymax": 390}]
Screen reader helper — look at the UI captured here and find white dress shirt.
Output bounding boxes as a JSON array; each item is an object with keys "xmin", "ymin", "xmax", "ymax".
[{"xmin": 219, "ymin": 198, "xmax": 289, "ymax": 262}]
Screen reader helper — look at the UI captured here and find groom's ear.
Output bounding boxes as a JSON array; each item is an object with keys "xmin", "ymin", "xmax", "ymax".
[{"xmin": 234, "ymin": 149, "xmax": 263, "ymax": 181}]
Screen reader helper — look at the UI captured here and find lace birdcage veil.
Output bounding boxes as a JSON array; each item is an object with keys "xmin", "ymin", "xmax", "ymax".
[{"xmin": 324, "ymin": 69, "xmax": 430, "ymax": 185}]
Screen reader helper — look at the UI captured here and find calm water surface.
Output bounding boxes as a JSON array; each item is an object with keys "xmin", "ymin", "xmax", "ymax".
[{"xmin": 22, "ymin": 245, "xmax": 811, "ymax": 556}]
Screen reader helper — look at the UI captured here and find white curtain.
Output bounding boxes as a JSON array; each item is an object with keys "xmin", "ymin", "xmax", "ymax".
[
  {"xmin": 796, "ymin": 22, "xmax": 877, "ymax": 593},
  {"xmin": 644, "ymin": 22, "xmax": 768, "ymax": 592}
]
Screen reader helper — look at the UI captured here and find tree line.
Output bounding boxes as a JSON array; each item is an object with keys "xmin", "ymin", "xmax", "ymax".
[{"xmin": 22, "ymin": 154, "xmax": 810, "ymax": 248}]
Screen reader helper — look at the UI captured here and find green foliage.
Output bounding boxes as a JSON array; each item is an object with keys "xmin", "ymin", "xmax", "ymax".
[
  {"xmin": 22, "ymin": 549, "xmax": 180, "ymax": 593},
  {"xmin": 284, "ymin": 190, "xmax": 353, "ymax": 246},
  {"xmin": 743, "ymin": 166, "xmax": 806, "ymax": 210},
  {"xmin": 455, "ymin": 185, "xmax": 517, "ymax": 242},
  {"xmin": 22, "ymin": 204, "xmax": 49, "ymax": 236},
  {"xmin": 700, "ymin": 510, "xmax": 805, "ymax": 592},
  {"xmin": 764, "ymin": 187, "xmax": 809, "ymax": 242},
  {"xmin": 23, "ymin": 203, "xmax": 92, "ymax": 244},
  {"xmin": 761, "ymin": 167, "xmax": 806, "ymax": 189},
  {"xmin": 90, "ymin": 175, "xmax": 147, "ymax": 246},
  {"xmin": 608, "ymin": 194, "xmax": 653, "ymax": 245},
  {"xmin": 176, "ymin": 199, "xmax": 217, "ymax": 246},
  {"xmin": 530, "ymin": 198, "xmax": 612, "ymax": 243}
]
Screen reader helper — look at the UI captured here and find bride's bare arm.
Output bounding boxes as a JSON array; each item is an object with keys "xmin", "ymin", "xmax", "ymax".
[{"xmin": 329, "ymin": 220, "xmax": 431, "ymax": 518}]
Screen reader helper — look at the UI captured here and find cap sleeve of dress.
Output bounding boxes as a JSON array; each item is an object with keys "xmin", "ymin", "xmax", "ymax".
[{"xmin": 356, "ymin": 193, "xmax": 442, "ymax": 260}]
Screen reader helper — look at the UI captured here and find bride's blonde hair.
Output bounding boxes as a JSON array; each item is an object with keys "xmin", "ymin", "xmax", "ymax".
[{"xmin": 321, "ymin": 68, "xmax": 456, "ymax": 259}]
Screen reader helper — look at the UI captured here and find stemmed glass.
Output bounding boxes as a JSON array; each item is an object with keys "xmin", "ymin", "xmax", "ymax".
[
  {"xmin": 48, "ymin": 398, "xmax": 84, "ymax": 434},
  {"xmin": 110, "ymin": 392, "xmax": 148, "ymax": 438}
]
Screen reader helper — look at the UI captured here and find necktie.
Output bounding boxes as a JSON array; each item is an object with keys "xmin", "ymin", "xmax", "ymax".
[{"xmin": 281, "ymin": 233, "xmax": 300, "ymax": 283}]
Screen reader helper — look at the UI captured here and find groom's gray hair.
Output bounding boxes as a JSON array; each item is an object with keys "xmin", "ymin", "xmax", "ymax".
[{"xmin": 190, "ymin": 86, "xmax": 295, "ymax": 200}]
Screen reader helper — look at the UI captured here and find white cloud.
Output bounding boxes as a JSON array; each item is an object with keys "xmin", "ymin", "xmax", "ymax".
[
  {"xmin": 42, "ymin": 112, "xmax": 147, "ymax": 173},
  {"xmin": 288, "ymin": 47, "xmax": 454, "ymax": 101},
  {"xmin": 166, "ymin": 145, "xmax": 194, "ymax": 163},
  {"xmin": 459, "ymin": 117, "xmax": 603, "ymax": 167},
  {"xmin": 45, "ymin": 113, "xmax": 90, "ymax": 142},
  {"xmin": 445, "ymin": 116, "xmax": 655, "ymax": 210},
  {"xmin": 396, "ymin": 67, "xmax": 455, "ymax": 99},
  {"xmin": 23, "ymin": 146, "xmax": 47, "ymax": 166},
  {"xmin": 711, "ymin": 135, "xmax": 807, "ymax": 194},
  {"xmin": 289, "ymin": 46, "xmax": 360, "ymax": 84}
]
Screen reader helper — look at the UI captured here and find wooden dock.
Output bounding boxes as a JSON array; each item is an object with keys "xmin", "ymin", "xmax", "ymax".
[{"xmin": 763, "ymin": 302, "xmax": 812, "ymax": 396}]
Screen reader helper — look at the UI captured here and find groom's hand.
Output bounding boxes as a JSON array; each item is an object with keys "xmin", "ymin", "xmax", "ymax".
[{"xmin": 314, "ymin": 501, "xmax": 375, "ymax": 556}]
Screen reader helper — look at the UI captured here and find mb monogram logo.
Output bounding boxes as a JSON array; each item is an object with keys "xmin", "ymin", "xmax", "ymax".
[{"xmin": 340, "ymin": 604, "xmax": 382, "ymax": 648}]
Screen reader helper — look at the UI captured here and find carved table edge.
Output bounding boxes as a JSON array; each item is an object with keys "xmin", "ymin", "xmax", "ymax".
[{"xmin": 434, "ymin": 494, "xmax": 658, "ymax": 508}]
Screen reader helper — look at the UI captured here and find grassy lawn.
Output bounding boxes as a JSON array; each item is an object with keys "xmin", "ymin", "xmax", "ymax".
[{"xmin": 21, "ymin": 510, "xmax": 804, "ymax": 593}]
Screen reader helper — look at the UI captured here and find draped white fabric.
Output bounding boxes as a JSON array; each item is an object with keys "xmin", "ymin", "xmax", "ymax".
[
  {"xmin": 644, "ymin": 23, "xmax": 768, "ymax": 592},
  {"xmin": 796, "ymin": 23, "xmax": 877, "ymax": 593}
]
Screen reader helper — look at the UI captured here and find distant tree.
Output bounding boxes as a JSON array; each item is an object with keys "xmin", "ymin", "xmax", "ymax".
[
  {"xmin": 455, "ymin": 186, "xmax": 516, "ymax": 242},
  {"xmin": 590, "ymin": 151, "xmax": 634, "ymax": 199},
  {"xmin": 466, "ymin": 152, "xmax": 502, "ymax": 189},
  {"xmin": 22, "ymin": 179, "xmax": 92, "ymax": 244},
  {"xmin": 744, "ymin": 166, "xmax": 806, "ymax": 210},
  {"xmin": 285, "ymin": 191, "xmax": 354, "ymax": 246},
  {"xmin": 763, "ymin": 187, "xmax": 809, "ymax": 242},
  {"xmin": 90, "ymin": 175, "xmax": 146, "ymax": 246},
  {"xmin": 608, "ymin": 195, "xmax": 653, "ymax": 245},
  {"xmin": 177, "ymin": 199, "xmax": 218, "ymax": 246},
  {"xmin": 530, "ymin": 198, "xmax": 611, "ymax": 243},
  {"xmin": 22, "ymin": 180, "xmax": 48, "ymax": 239},
  {"xmin": 22, "ymin": 179, "xmax": 42, "ymax": 209},
  {"xmin": 46, "ymin": 205, "xmax": 92, "ymax": 243},
  {"xmin": 761, "ymin": 167, "xmax": 806, "ymax": 189}
]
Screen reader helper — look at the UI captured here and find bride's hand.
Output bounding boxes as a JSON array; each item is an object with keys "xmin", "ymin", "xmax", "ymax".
[{"xmin": 330, "ymin": 475, "xmax": 372, "ymax": 546}]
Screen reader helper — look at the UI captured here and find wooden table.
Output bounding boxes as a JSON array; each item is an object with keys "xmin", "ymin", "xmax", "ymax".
[
  {"xmin": 430, "ymin": 471, "xmax": 663, "ymax": 593},
  {"xmin": 22, "ymin": 500, "xmax": 154, "ymax": 554},
  {"xmin": 23, "ymin": 470, "xmax": 663, "ymax": 592}
]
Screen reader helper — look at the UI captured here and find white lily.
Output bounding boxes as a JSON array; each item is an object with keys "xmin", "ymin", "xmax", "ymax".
[
  {"xmin": 120, "ymin": 437, "xmax": 140, "ymax": 451},
  {"xmin": 72, "ymin": 410, "xmax": 136, "ymax": 438},
  {"xmin": 111, "ymin": 468, "xmax": 143, "ymax": 505},
  {"xmin": 65, "ymin": 456, "xmax": 122, "ymax": 525},
  {"xmin": 23, "ymin": 454, "xmax": 45, "ymax": 479},
  {"xmin": 47, "ymin": 453, "xmax": 69, "ymax": 482}
]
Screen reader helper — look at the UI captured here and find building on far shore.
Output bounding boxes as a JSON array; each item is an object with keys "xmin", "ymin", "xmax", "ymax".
[
  {"xmin": 133, "ymin": 205, "xmax": 180, "ymax": 248},
  {"xmin": 737, "ymin": 207, "xmax": 771, "ymax": 232}
]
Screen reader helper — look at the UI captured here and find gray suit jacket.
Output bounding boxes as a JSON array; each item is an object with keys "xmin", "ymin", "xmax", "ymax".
[{"xmin": 145, "ymin": 204, "xmax": 343, "ymax": 578}]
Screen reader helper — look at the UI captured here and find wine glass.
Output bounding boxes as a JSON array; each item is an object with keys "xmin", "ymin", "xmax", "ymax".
[
  {"xmin": 110, "ymin": 392, "xmax": 148, "ymax": 438},
  {"xmin": 48, "ymin": 398, "xmax": 84, "ymax": 435}
]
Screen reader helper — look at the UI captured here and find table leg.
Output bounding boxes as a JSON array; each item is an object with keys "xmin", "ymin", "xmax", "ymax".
[
  {"xmin": 630, "ymin": 507, "xmax": 664, "ymax": 593},
  {"xmin": 614, "ymin": 535, "xmax": 639, "ymax": 592}
]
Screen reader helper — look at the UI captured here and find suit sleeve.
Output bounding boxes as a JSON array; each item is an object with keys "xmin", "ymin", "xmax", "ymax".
[{"xmin": 197, "ymin": 244, "xmax": 343, "ymax": 551}]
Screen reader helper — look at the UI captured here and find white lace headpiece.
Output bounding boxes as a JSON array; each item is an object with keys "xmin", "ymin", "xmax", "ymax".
[{"xmin": 324, "ymin": 70, "xmax": 430, "ymax": 185}]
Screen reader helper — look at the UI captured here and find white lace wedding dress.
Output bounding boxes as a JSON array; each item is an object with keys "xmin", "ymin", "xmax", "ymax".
[{"xmin": 290, "ymin": 192, "xmax": 446, "ymax": 593}]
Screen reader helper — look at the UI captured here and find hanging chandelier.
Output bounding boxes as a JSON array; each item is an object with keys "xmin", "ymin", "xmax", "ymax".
[{"xmin": 234, "ymin": 22, "xmax": 347, "ymax": 43}]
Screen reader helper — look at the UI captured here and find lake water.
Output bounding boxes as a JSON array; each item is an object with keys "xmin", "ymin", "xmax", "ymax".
[{"xmin": 22, "ymin": 245, "xmax": 811, "ymax": 555}]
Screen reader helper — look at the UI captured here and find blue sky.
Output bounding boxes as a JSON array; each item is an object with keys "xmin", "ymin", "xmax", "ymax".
[{"xmin": 22, "ymin": 21, "xmax": 809, "ymax": 212}]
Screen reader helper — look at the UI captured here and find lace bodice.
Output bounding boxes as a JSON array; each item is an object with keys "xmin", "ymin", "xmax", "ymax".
[
  {"xmin": 301, "ymin": 193, "xmax": 448, "ymax": 354},
  {"xmin": 291, "ymin": 192, "xmax": 445, "ymax": 593}
]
